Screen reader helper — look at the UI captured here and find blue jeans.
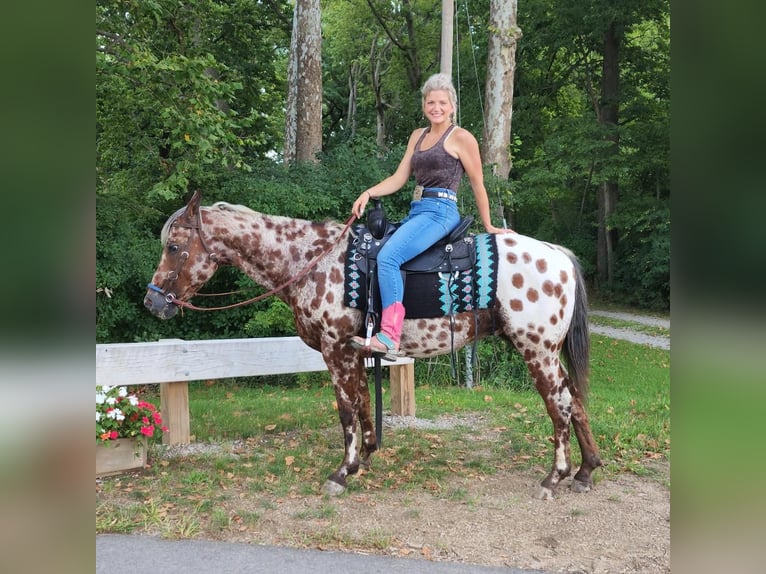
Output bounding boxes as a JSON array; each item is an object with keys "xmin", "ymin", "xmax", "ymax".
[{"xmin": 377, "ymin": 198, "xmax": 461, "ymax": 309}]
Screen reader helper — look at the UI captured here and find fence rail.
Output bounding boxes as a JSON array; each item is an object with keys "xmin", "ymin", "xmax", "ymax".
[{"xmin": 96, "ymin": 337, "xmax": 415, "ymax": 444}]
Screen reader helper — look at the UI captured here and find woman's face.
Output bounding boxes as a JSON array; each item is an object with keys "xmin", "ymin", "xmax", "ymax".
[{"xmin": 423, "ymin": 90, "xmax": 454, "ymax": 124}]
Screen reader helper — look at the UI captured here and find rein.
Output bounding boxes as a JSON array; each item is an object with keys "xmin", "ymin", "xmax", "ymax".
[{"xmin": 149, "ymin": 211, "xmax": 358, "ymax": 312}]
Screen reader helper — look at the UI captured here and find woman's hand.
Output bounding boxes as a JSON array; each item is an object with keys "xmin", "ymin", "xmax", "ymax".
[
  {"xmin": 352, "ymin": 191, "xmax": 372, "ymax": 219},
  {"xmin": 485, "ymin": 224, "xmax": 515, "ymax": 235}
]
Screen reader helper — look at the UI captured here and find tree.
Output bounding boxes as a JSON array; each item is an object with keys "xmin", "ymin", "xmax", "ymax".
[
  {"xmin": 597, "ymin": 19, "xmax": 620, "ymax": 285},
  {"xmin": 284, "ymin": 0, "xmax": 323, "ymax": 163},
  {"xmin": 483, "ymin": 0, "xmax": 520, "ymax": 179},
  {"xmin": 483, "ymin": 0, "xmax": 521, "ymax": 227},
  {"xmin": 510, "ymin": 0, "xmax": 668, "ymax": 297},
  {"xmin": 97, "ymin": 0, "xmax": 291, "ymax": 201}
]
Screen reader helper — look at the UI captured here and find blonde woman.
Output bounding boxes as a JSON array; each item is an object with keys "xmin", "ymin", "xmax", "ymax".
[{"xmin": 350, "ymin": 73, "xmax": 513, "ymax": 357}]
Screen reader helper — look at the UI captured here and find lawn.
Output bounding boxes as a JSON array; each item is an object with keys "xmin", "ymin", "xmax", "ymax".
[{"xmin": 97, "ymin": 333, "xmax": 669, "ymax": 536}]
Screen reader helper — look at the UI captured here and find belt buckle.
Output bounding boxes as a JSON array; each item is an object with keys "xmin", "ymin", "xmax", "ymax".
[{"xmin": 413, "ymin": 185, "xmax": 423, "ymax": 201}]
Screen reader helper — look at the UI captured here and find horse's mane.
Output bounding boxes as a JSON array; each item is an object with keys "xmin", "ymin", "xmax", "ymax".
[
  {"xmin": 160, "ymin": 202, "xmax": 257, "ymax": 245},
  {"xmin": 160, "ymin": 206, "xmax": 187, "ymax": 246},
  {"xmin": 211, "ymin": 201, "xmax": 256, "ymax": 214}
]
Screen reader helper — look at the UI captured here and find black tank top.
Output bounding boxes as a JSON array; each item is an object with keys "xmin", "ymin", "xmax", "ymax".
[{"xmin": 411, "ymin": 125, "xmax": 464, "ymax": 192}]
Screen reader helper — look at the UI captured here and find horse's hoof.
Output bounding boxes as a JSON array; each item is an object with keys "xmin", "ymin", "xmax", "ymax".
[
  {"xmin": 571, "ymin": 478, "xmax": 592, "ymax": 493},
  {"xmin": 534, "ymin": 486, "xmax": 554, "ymax": 500},
  {"xmin": 322, "ymin": 479, "xmax": 346, "ymax": 497}
]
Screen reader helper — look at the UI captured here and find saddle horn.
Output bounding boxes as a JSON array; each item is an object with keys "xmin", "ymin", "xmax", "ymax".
[{"xmin": 366, "ymin": 199, "xmax": 388, "ymax": 240}]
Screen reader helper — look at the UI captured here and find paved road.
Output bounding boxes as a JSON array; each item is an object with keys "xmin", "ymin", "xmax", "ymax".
[
  {"xmin": 96, "ymin": 534, "xmax": 549, "ymax": 574},
  {"xmin": 589, "ymin": 310, "xmax": 670, "ymax": 350}
]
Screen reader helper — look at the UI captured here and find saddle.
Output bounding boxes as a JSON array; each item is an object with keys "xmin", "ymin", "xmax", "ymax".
[
  {"xmin": 351, "ymin": 208, "xmax": 476, "ymax": 276},
  {"xmin": 344, "ymin": 200, "xmax": 499, "ymax": 321}
]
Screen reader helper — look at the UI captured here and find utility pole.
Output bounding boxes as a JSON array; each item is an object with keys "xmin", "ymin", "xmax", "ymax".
[
  {"xmin": 441, "ymin": 0, "xmax": 473, "ymax": 385},
  {"xmin": 440, "ymin": 0, "xmax": 453, "ymax": 76}
]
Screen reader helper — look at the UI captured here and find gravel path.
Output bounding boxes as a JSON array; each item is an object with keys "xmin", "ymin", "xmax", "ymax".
[{"xmin": 589, "ymin": 309, "xmax": 670, "ymax": 350}]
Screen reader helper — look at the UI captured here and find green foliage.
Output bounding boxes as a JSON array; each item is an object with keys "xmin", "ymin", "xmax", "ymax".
[
  {"xmin": 244, "ymin": 299, "xmax": 296, "ymax": 338},
  {"xmin": 609, "ymin": 198, "xmax": 670, "ymax": 309},
  {"xmin": 414, "ymin": 339, "xmax": 534, "ymax": 392},
  {"xmin": 97, "ymin": 0, "xmax": 670, "ymax": 345},
  {"xmin": 97, "ymin": 144, "xmax": 409, "ymax": 343},
  {"xmin": 97, "ymin": 0, "xmax": 291, "ymax": 202},
  {"xmin": 508, "ymin": 0, "xmax": 669, "ymax": 308}
]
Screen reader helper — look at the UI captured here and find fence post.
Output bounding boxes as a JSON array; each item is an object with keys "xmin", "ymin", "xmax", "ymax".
[
  {"xmin": 389, "ymin": 363, "xmax": 415, "ymax": 417},
  {"xmin": 158, "ymin": 339, "xmax": 190, "ymax": 445},
  {"xmin": 160, "ymin": 382, "xmax": 190, "ymax": 445}
]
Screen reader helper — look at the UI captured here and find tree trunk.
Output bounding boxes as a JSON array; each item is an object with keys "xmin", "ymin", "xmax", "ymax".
[
  {"xmin": 440, "ymin": 0, "xmax": 453, "ymax": 77},
  {"xmin": 483, "ymin": 0, "xmax": 521, "ymax": 226},
  {"xmin": 596, "ymin": 21, "xmax": 620, "ymax": 285},
  {"xmin": 366, "ymin": 0, "xmax": 421, "ymax": 91},
  {"xmin": 347, "ymin": 62, "xmax": 360, "ymax": 140},
  {"xmin": 370, "ymin": 33, "xmax": 391, "ymax": 154},
  {"xmin": 284, "ymin": 0, "xmax": 322, "ymax": 164}
]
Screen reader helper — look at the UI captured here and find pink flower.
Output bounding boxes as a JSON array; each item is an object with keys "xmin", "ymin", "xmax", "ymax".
[
  {"xmin": 152, "ymin": 412, "xmax": 163, "ymax": 425},
  {"xmin": 140, "ymin": 426, "xmax": 154, "ymax": 437},
  {"xmin": 109, "ymin": 430, "xmax": 118, "ymax": 440}
]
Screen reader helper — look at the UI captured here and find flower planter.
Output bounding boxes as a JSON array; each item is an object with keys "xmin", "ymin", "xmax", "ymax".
[{"xmin": 96, "ymin": 437, "xmax": 147, "ymax": 477}]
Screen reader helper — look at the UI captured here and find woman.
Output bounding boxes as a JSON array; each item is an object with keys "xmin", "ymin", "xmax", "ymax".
[{"xmin": 350, "ymin": 73, "xmax": 513, "ymax": 357}]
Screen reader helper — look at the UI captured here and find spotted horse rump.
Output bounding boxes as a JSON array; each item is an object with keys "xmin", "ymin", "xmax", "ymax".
[{"xmin": 144, "ymin": 190, "xmax": 602, "ymax": 500}]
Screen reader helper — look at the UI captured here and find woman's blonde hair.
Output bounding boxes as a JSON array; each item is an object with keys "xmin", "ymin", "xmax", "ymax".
[{"xmin": 421, "ymin": 73, "xmax": 458, "ymax": 124}]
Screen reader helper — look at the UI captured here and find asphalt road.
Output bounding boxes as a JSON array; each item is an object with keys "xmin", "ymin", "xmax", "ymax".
[
  {"xmin": 96, "ymin": 534, "xmax": 550, "ymax": 574},
  {"xmin": 589, "ymin": 310, "xmax": 670, "ymax": 350}
]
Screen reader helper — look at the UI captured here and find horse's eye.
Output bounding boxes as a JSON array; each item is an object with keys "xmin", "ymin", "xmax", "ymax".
[{"xmin": 167, "ymin": 244, "xmax": 179, "ymax": 253}]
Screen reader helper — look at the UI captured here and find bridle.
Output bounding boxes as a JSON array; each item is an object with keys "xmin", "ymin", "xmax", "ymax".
[{"xmin": 148, "ymin": 204, "xmax": 358, "ymax": 312}]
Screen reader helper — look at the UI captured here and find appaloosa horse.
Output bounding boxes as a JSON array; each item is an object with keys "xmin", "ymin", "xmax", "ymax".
[{"xmin": 144, "ymin": 190, "xmax": 602, "ymax": 499}]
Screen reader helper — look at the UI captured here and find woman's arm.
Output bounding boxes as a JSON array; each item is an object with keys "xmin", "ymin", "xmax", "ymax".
[
  {"xmin": 450, "ymin": 128, "xmax": 513, "ymax": 234},
  {"xmin": 352, "ymin": 130, "xmax": 423, "ymax": 218}
]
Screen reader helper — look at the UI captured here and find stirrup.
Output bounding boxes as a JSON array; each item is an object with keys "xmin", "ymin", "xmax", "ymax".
[{"xmin": 349, "ymin": 333, "xmax": 405, "ymax": 362}]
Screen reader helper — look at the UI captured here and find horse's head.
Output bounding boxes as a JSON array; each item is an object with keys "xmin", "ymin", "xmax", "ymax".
[{"xmin": 144, "ymin": 190, "xmax": 220, "ymax": 319}]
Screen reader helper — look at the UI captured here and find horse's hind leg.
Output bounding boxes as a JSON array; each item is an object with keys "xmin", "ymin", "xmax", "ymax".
[
  {"xmin": 527, "ymin": 357, "xmax": 576, "ymax": 500},
  {"xmin": 570, "ymin": 396, "xmax": 603, "ymax": 493}
]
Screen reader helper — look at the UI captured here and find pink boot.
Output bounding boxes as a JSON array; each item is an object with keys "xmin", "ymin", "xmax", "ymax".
[
  {"xmin": 350, "ymin": 302, "xmax": 406, "ymax": 358},
  {"xmin": 379, "ymin": 302, "xmax": 405, "ymax": 349}
]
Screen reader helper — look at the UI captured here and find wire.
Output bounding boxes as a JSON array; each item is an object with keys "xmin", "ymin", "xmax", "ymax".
[{"xmin": 462, "ymin": 0, "xmax": 485, "ymax": 125}]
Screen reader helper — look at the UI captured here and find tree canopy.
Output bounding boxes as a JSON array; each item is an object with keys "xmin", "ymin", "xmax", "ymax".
[{"xmin": 97, "ymin": 0, "xmax": 670, "ymax": 343}]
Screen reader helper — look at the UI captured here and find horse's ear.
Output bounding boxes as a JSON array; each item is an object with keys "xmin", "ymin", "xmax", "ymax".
[{"xmin": 180, "ymin": 190, "xmax": 203, "ymax": 222}]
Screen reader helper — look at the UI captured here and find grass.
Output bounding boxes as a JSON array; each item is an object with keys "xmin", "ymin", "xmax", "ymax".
[{"xmin": 97, "ymin": 333, "xmax": 669, "ymax": 541}]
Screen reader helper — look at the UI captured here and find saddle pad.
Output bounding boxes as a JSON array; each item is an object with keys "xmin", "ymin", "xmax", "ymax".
[{"xmin": 343, "ymin": 232, "xmax": 498, "ymax": 319}]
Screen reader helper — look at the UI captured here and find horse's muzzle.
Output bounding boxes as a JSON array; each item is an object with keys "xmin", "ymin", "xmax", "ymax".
[{"xmin": 144, "ymin": 289, "xmax": 179, "ymax": 319}]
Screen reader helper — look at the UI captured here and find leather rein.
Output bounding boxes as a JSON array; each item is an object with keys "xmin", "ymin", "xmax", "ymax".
[{"xmin": 148, "ymin": 206, "xmax": 358, "ymax": 312}]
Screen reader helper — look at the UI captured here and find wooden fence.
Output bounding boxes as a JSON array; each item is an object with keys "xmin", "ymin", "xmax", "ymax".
[{"xmin": 96, "ymin": 337, "xmax": 415, "ymax": 445}]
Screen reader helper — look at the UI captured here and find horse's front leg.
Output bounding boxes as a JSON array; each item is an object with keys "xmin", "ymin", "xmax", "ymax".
[
  {"xmin": 356, "ymin": 363, "xmax": 378, "ymax": 471},
  {"xmin": 321, "ymin": 349, "xmax": 376, "ymax": 496}
]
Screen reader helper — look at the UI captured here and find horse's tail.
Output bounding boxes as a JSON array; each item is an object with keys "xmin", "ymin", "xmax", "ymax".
[{"xmin": 559, "ymin": 247, "xmax": 590, "ymax": 403}]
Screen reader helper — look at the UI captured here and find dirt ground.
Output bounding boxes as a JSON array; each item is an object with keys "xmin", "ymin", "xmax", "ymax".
[
  {"xmin": 226, "ymin": 314, "xmax": 671, "ymax": 573},
  {"xmin": 104, "ymin": 313, "xmax": 670, "ymax": 573},
  {"xmin": 212, "ymin": 454, "xmax": 670, "ymax": 574}
]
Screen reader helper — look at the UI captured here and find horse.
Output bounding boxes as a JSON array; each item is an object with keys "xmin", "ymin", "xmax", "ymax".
[{"xmin": 144, "ymin": 190, "xmax": 602, "ymax": 500}]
